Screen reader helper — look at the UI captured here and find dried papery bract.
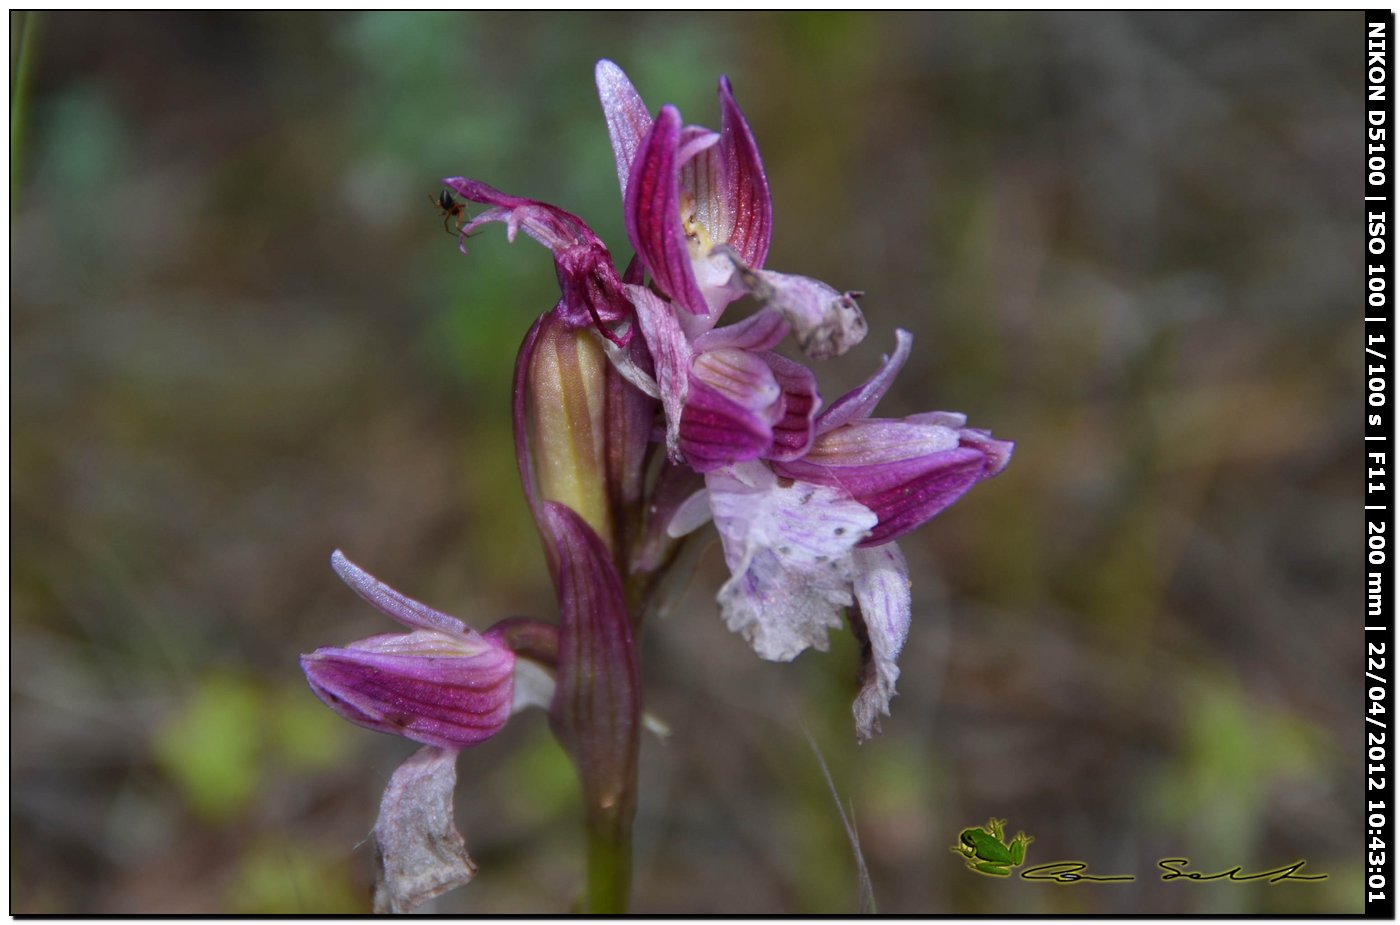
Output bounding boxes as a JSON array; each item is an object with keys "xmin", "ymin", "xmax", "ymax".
[{"xmin": 372, "ymin": 746, "xmax": 477, "ymax": 914}]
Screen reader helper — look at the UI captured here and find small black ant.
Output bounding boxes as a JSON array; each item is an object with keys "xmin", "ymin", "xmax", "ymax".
[{"xmin": 431, "ymin": 189, "xmax": 468, "ymax": 235}]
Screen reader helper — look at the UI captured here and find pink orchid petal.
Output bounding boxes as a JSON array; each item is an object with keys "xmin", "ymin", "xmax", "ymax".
[
  {"xmin": 717, "ymin": 76, "xmax": 772, "ymax": 268},
  {"xmin": 301, "ymin": 633, "xmax": 514, "ymax": 750},
  {"xmin": 745, "ymin": 269, "xmax": 868, "ymax": 359},
  {"xmin": 956, "ymin": 427, "xmax": 1015, "ymax": 476},
  {"xmin": 678, "ymin": 379, "xmax": 774, "ymax": 472},
  {"xmin": 445, "ymin": 177, "xmax": 631, "ymax": 339},
  {"xmin": 666, "ymin": 487, "xmax": 713, "ymax": 538},
  {"xmin": 816, "ymin": 330, "xmax": 914, "ymax": 434},
  {"xmin": 595, "ymin": 60, "xmax": 653, "ymax": 197},
  {"xmin": 775, "ymin": 415, "xmax": 1009, "ymax": 546},
  {"xmin": 677, "ymin": 125, "xmax": 721, "ymax": 169},
  {"xmin": 331, "ymin": 550, "xmax": 468, "ymax": 637},
  {"xmin": 802, "ymin": 420, "xmax": 962, "ymax": 467},
  {"xmin": 625, "ymin": 106, "xmax": 710, "ymax": 316},
  {"xmin": 846, "ymin": 448, "xmax": 990, "ymax": 546},
  {"xmin": 682, "ymin": 140, "xmax": 726, "ymax": 252},
  {"xmin": 761, "ymin": 352, "xmax": 822, "ymax": 462},
  {"xmin": 628, "ymin": 283, "xmax": 692, "ymax": 459},
  {"xmin": 691, "ymin": 347, "xmax": 781, "ymax": 411},
  {"xmin": 905, "ymin": 410, "xmax": 967, "ymax": 430},
  {"xmin": 446, "ymin": 177, "xmax": 597, "ymax": 253},
  {"xmin": 541, "ymin": 502, "xmax": 641, "ymax": 816},
  {"xmin": 692, "ymin": 307, "xmax": 790, "ymax": 353}
]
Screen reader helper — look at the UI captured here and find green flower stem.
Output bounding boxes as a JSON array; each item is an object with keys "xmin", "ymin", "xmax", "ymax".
[{"xmin": 583, "ymin": 805, "xmax": 634, "ymax": 914}]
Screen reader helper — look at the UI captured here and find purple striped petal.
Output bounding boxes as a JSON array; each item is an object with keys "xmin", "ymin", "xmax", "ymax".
[
  {"xmin": 301, "ymin": 630, "xmax": 515, "ymax": 750},
  {"xmin": 512, "ymin": 315, "xmax": 547, "ymax": 522},
  {"xmin": 604, "ymin": 325, "xmax": 658, "ymax": 525},
  {"xmin": 596, "ymin": 60, "xmax": 653, "ymax": 198},
  {"xmin": 444, "ymin": 177, "xmax": 631, "ymax": 340},
  {"xmin": 678, "ymin": 126, "xmax": 744, "ymax": 316},
  {"xmin": 849, "ymin": 544, "xmax": 911, "ymax": 742},
  {"xmin": 628, "ymin": 283, "xmax": 692, "ymax": 459},
  {"xmin": 678, "ymin": 378, "xmax": 774, "ymax": 472},
  {"xmin": 692, "ymin": 347, "xmax": 781, "ymax": 412},
  {"xmin": 848, "ymin": 448, "xmax": 990, "ymax": 547},
  {"xmin": 800, "ymin": 420, "xmax": 961, "ymax": 467},
  {"xmin": 625, "ymin": 107, "xmax": 710, "ymax": 316},
  {"xmin": 542, "ymin": 502, "xmax": 640, "ymax": 823},
  {"xmin": 677, "ymin": 124, "xmax": 721, "ymax": 171},
  {"xmin": 331, "ymin": 550, "xmax": 468, "ymax": 636},
  {"xmin": 816, "ymin": 330, "xmax": 913, "ymax": 434},
  {"xmin": 681, "ymin": 135, "xmax": 726, "ymax": 255},
  {"xmin": 446, "ymin": 177, "xmax": 601, "ymax": 254},
  {"xmin": 761, "ymin": 352, "xmax": 821, "ymax": 461},
  {"xmin": 692, "ymin": 307, "xmax": 789, "ymax": 353},
  {"xmin": 707, "ymin": 461, "xmax": 877, "ymax": 660},
  {"xmin": 774, "ymin": 416, "xmax": 1011, "ymax": 546},
  {"xmin": 956, "ymin": 427, "xmax": 1015, "ymax": 476},
  {"xmin": 716, "ymin": 76, "xmax": 772, "ymax": 267}
]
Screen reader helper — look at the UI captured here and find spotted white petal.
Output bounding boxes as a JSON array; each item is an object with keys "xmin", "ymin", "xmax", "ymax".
[{"xmin": 707, "ymin": 462, "xmax": 877, "ymax": 661}]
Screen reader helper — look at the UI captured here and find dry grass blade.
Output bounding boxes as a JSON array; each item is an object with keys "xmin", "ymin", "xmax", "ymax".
[{"xmin": 803, "ymin": 727, "xmax": 876, "ymax": 914}]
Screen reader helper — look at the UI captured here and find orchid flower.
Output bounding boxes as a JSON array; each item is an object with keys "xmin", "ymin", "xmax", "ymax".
[
  {"xmin": 598, "ymin": 61, "xmax": 870, "ymax": 473},
  {"xmin": 669, "ymin": 330, "xmax": 1012, "ymax": 740},
  {"xmin": 300, "ymin": 551, "xmax": 523, "ymax": 912},
  {"xmin": 773, "ymin": 331, "xmax": 1013, "ymax": 547},
  {"xmin": 624, "ymin": 283, "xmax": 822, "ymax": 471},
  {"xmin": 301, "ymin": 504, "xmax": 635, "ymax": 912},
  {"xmin": 446, "ymin": 63, "xmax": 867, "ymax": 476},
  {"xmin": 598, "ymin": 60, "xmax": 867, "ymax": 358}
]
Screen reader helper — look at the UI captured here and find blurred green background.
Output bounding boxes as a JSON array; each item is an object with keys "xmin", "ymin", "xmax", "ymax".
[{"xmin": 10, "ymin": 11, "xmax": 1363, "ymax": 913}]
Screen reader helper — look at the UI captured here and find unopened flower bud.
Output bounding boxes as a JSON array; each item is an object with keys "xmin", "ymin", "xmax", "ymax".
[{"xmin": 517, "ymin": 312, "xmax": 615, "ymax": 551}]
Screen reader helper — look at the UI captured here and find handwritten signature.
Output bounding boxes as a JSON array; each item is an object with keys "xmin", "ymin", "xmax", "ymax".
[{"xmin": 1017, "ymin": 859, "xmax": 1327, "ymax": 884}]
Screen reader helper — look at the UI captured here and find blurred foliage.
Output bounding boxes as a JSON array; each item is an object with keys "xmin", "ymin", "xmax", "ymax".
[
  {"xmin": 11, "ymin": 10, "xmax": 1362, "ymax": 913},
  {"xmin": 225, "ymin": 838, "xmax": 362, "ymax": 914},
  {"xmin": 154, "ymin": 674, "xmax": 351, "ymax": 835},
  {"xmin": 154, "ymin": 674, "xmax": 265, "ymax": 823}
]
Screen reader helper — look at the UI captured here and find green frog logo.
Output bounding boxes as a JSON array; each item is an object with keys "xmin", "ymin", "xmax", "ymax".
[{"xmin": 953, "ymin": 818, "xmax": 1034, "ymax": 877}]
